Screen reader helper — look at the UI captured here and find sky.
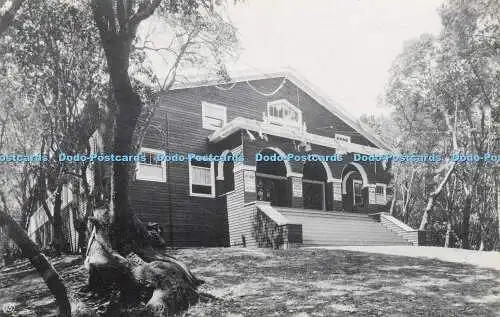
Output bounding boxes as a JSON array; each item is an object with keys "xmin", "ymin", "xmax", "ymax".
[
  {"xmin": 224, "ymin": 0, "xmax": 444, "ymax": 117},
  {"xmin": 143, "ymin": 0, "xmax": 445, "ymax": 118}
]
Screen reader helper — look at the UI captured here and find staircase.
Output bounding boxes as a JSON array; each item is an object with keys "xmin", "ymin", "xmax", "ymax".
[{"xmin": 278, "ymin": 208, "xmax": 411, "ymax": 246}]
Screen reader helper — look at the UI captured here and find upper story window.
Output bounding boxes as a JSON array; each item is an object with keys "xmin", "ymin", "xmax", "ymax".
[
  {"xmin": 189, "ymin": 159, "xmax": 215, "ymax": 197},
  {"xmin": 136, "ymin": 148, "xmax": 166, "ymax": 183},
  {"xmin": 335, "ymin": 133, "xmax": 351, "ymax": 143},
  {"xmin": 202, "ymin": 102, "xmax": 227, "ymax": 130},
  {"xmin": 375, "ymin": 183, "xmax": 387, "ymax": 205},
  {"xmin": 267, "ymin": 99, "xmax": 302, "ymax": 128}
]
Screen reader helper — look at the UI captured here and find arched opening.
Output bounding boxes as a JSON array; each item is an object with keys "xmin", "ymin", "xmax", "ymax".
[
  {"xmin": 341, "ymin": 163, "xmax": 368, "ymax": 212},
  {"xmin": 302, "ymin": 160, "xmax": 328, "ymax": 210},
  {"xmin": 255, "ymin": 148, "xmax": 290, "ymax": 207},
  {"xmin": 217, "ymin": 150, "xmax": 235, "ymax": 195}
]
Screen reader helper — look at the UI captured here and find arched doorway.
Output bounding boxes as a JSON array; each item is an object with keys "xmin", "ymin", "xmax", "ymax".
[
  {"xmin": 302, "ymin": 160, "xmax": 328, "ymax": 210},
  {"xmin": 217, "ymin": 150, "xmax": 235, "ymax": 194},
  {"xmin": 341, "ymin": 163, "xmax": 368, "ymax": 212},
  {"xmin": 255, "ymin": 148, "xmax": 290, "ymax": 207}
]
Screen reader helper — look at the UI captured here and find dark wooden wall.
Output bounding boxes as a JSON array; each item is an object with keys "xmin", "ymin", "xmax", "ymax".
[{"xmin": 129, "ymin": 76, "xmax": 389, "ymax": 247}]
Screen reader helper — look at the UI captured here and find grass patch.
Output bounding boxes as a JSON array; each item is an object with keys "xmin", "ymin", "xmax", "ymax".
[
  {"xmin": 175, "ymin": 248, "xmax": 500, "ymax": 317},
  {"xmin": 0, "ymin": 248, "xmax": 499, "ymax": 316}
]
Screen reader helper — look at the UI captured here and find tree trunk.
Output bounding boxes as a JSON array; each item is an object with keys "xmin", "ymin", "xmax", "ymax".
[
  {"xmin": 479, "ymin": 234, "xmax": 485, "ymax": 251},
  {"xmin": 419, "ymin": 162, "xmax": 455, "ymax": 230},
  {"xmin": 389, "ymin": 188, "xmax": 396, "ymax": 216},
  {"xmin": 72, "ymin": 202, "xmax": 88, "ymax": 255},
  {"xmin": 0, "ymin": 210, "xmax": 71, "ymax": 317},
  {"xmin": 76, "ymin": 220, "xmax": 87, "ymax": 255},
  {"xmin": 99, "ymin": 35, "xmax": 143, "ymax": 251},
  {"xmin": 444, "ymin": 221, "xmax": 452, "ymax": 248},
  {"xmin": 0, "ymin": 0, "xmax": 24, "ymax": 36},
  {"xmin": 461, "ymin": 191, "xmax": 472, "ymax": 249},
  {"xmin": 402, "ymin": 198, "xmax": 408, "ymax": 223},
  {"xmin": 52, "ymin": 183, "xmax": 68, "ymax": 254},
  {"xmin": 496, "ymin": 166, "xmax": 500, "ymax": 251},
  {"xmin": 73, "ymin": 168, "xmax": 94, "ymax": 255},
  {"xmin": 87, "ymin": 2, "xmax": 203, "ymax": 313}
]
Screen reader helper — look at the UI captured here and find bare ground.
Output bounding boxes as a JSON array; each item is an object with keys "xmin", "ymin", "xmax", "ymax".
[{"xmin": 0, "ymin": 247, "xmax": 499, "ymax": 316}]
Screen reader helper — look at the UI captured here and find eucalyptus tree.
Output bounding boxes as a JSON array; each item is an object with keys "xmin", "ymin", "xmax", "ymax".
[
  {"xmin": 386, "ymin": 0, "xmax": 499, "ymax": 249},
  {"xmin": 437, "ymin": 0, "xmax": 499, "ymax": 248},
  {"xmin": 0, "ymin": 0, "xmax": 110, "ymax": 254},
  {"xmin": 84, "ymin": 0, "xmax": 238, "ymax": 314},
  {"xmin": 386, "ymin": 34, "xmax": 459, "ymax": 234},
  {"xmin": 2, "ymin": 0, "xmax": 239, "ymax": 315}
]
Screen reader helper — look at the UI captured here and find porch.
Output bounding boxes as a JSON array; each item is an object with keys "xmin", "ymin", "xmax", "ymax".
[
  {"xmin": 209, "ymin": 117, "xmax": 397, "ymax": 248},
  {"xmin": 211, "ymin": 117, "xmax": 392, "ymax": 215}
]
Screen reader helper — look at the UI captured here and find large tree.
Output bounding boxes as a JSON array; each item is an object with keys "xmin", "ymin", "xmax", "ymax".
[
  {"xmin": 85, "ymin": 0, "xmax": 238, "ymax": 314},
  {"xmin": 1, "ymin": 0, "xmax": 238, "ymax": 314},
  {"xmin": 1, "ymin": 1, "xmax": 72, "ymax": 316},
  {"xmin": 385, "ymin": 0, "xmax": 499, "ymax": 249},
  {"xmin": 2, "ymin": 0, "xmax": 110, "ymax": 254}
]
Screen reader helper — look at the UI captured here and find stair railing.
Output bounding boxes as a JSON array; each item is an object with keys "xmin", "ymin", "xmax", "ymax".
[{"xmin": 253, "ymin": 202, "xmax": 302, "ymax": 249}]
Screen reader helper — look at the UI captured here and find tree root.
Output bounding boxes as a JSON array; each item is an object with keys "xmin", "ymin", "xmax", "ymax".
[{"xmin": 85, "ymin": 211, "xmax": 202, "ymax": 315}]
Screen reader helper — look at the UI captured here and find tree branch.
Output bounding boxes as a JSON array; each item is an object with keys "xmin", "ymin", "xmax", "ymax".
[
  {"xmin": 0, "ymin": 0, "xmax": 23, "ymax": 36},
  {"xmin": 0, "ymin": 192, "xmax": 71, "ymax": 317},
  {"xmin": 130, "ymin": 0, "xmax": 161, "ymax": 29}
]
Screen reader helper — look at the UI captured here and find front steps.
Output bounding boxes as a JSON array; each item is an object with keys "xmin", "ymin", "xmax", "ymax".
[{"xmin": 278, "ymin": 208, "xmax": 411, "ymax": 246}]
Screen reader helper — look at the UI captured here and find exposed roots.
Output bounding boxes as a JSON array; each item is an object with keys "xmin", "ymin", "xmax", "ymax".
[{"xmin": 84, "ymin": 209, "xmax": 203, "ymax": 315}]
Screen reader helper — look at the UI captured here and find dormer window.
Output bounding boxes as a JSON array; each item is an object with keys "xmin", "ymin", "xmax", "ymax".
[
  {"xmin": 335, "ymin": 133, "xmax": 351, "ymax": 143},
  {"xmin": 267, "ymin": 99, "xmax": 302, "ymax": 128}
]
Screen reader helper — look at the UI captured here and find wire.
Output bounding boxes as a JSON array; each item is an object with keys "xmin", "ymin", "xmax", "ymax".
[
  {"xmin": 215, "ymin": 82, "xmax": 237, "ymax": 91},
  {"xmin": 246, "ymin": 77, "xmax": 287, "ymax": 97}
]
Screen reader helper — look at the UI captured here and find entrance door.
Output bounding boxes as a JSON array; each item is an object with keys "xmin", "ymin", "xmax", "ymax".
[
  {"xmin": 353, "ymin": 179, "xmax": 364, "ymax": 208},
  {"xmin": 256, "ymin": 173, "xmax": 288, "ymax": 207},
  {"xmin": 303, "ymin": 179, "xmax": 325, "ymax": 210}
]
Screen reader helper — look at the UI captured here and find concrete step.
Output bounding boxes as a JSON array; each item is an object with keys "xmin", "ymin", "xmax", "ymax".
[{"xmin": 279, "ymin": 208, "xmax": 411, "ymax": 246}]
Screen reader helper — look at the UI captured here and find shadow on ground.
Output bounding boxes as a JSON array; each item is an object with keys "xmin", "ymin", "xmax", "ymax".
[
  {"xmin": 0, "ymin": 248, "xmax": 499, "ymax": 316},
  {"xmin": 174, "ymin": 248, "xmax": 500, "ymax": 317}
]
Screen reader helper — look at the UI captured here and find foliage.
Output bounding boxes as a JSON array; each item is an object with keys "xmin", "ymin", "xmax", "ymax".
[{"xmin": 383, "ymin": 0, "xmax": 500, "ymax": 249}]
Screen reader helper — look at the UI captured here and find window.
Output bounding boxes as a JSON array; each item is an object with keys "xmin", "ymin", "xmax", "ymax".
[
  {"xmin": 335, "ymin": 133, "xmax": 351, "ymax": 143},
  {"xmin": 143, "ymin": 152, "xmax": 162, "ymax": 166},
  {"xmin": 136, "ymin": 148, "xmax": 166, "ymax": 182},
  {"xmin": 267, "ymin": 99, "xmax": 302, "ymax": 128},
  {"xmin": 189, "ymin": 159, "xmax": 215, "ymax": 197},
  {"xmin": 202, "ymin": 102, "xmax": 227, "ymax": 130},
  {"xmin": 375, "ymin": 183, "xmax": 387, "ymax": 205}
]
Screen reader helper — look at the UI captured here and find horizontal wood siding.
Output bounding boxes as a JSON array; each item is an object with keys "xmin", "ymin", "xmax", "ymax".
[
  {"xmin": 227, "ymin": 168, "xmax": 257, "ymax": 247},
  {"xmin": 130, "ymin": 75, "xmax": 390, "ymax": 247},
  {"xmin": 195, "ymin": 78, "xmax": 377, "ymax": 147},
  {"xmin": 130, "ymin": 88, "xmax": 233, "ymax": 247}
]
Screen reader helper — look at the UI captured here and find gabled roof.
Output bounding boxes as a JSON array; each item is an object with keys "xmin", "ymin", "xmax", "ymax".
[{"xmin": 171, "ymin": 67, "xmax": 393, "ymax": 151}]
